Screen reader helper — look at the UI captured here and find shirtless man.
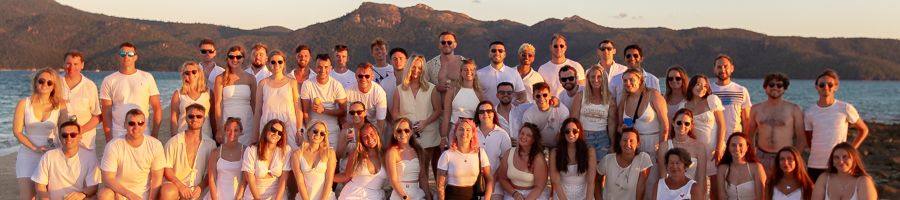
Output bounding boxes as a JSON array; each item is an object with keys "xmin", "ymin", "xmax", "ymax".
[
  {"xmin": 426, "ymin": 31, "xmax": 464, "ymax": 93},
  {"xmin": 745, "ymin": 73, "xmax": 806, "ymax": 176}
]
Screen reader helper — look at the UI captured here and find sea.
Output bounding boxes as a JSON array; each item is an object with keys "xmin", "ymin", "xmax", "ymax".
[{"xmin": 1, "ymin": 70, "xmax": 899, "ymax": 155}]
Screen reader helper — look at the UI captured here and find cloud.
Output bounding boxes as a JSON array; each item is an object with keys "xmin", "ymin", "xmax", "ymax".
[
  {"xmin": 613, "ymin": 13, "xmax": 628, "ymax": 19},
  {"xmin": 612, "ymin": 13, "xmax": 643, "ymax": 20},
  {"xmin": 472, "ymin": 0, "xmax": 481, "ymax": 3}
]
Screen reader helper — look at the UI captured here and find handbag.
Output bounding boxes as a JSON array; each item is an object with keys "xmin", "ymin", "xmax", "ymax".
[{"xmin": 472, "ymin": 148, "xmax": 487, "ymax": 196}]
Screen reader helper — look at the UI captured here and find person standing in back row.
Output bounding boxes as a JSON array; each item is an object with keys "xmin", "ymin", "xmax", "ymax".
[
  {"xmin": 428, "ymin": 31, "xmax": 466, "ymax": 94},
  {"xmin": 804, "ymin": 69, "xmax": 868, "ymax": 181},
  {"xmin": 100, "ymin": 42, "xmax": 162, "ymax": 140},
  {"xmin": 709, "ymin": 54, "xmax": 751, "ymax": 136},
  {"xmin": 301, "ymin": 54, "xmax": 348, "ymax": 147},
  {"xmin": 245, "ymin": 43, "xmax": 272, "ymax": 83},
  {"xmin": 537, "ymin": 33, "xmax": 585, "ymax": 97},
  {"xmin": 60, "ymin": 51, "xmax": 102, "ymax": 151},
  {"xmin": 608, "ymin": 44, "xmax": 661, "ymax": 103}
]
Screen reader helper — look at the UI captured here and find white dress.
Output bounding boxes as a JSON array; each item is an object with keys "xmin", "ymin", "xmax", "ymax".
[
  {"xmin": 204, "ymin": 147, "xmax": 244, "ymax": 200},
  {"xmin": 260, "ymin": 82, "xmax": 299, "ymax": 148},
  {"xmin": 555, "ymin": 164, "xmax": 587, "ymax": 200},
  {"xmin": 390, "ymin": 158, "xmax": 426, "ymax": 200},
  {"xmin": 177, "ymin": 92, "xmax": 213, "ymax": 139},
  {"xmin": 450, "ymin": 88, "xmax": 479, "ymax": 123},
  {"xmin": 242, "ymin": 146, "xmax": 292, "ymax": 200},
  {"xmin": 16, "ymin": 97, "xmax": 60, "ymax": 178},
  {"xmin": 222, "ymin": 85, "xmax": 256, "ymax": 145},
  {"xmin": 338, "ymin": 163, "xmax": 386, "ymax": 200},
  {"xmin": 681, "ymin": 95, "xmax": 723, "ymax": 175},
  {"xmin": 296, "ymin": 153, "xmax": 336, "ymax": 200}
]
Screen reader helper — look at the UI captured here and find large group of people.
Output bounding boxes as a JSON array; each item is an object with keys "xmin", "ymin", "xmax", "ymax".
[{"xmin": 12, "ymin": 32, "xmax": 879, "ymax": 200}]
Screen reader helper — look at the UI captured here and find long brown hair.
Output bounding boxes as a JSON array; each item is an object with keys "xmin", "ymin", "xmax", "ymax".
[
  {"xmin": 767, "ymin": 146, "xmax": 814, "ymax": 200},
  {"xmin": 554, "ymin": 118, "xmax": 589, "ymax": 174},
  {"xmin": 389, "ymin": 118, "xmax": 427, "ymax": 174},
  {"xmin": 257, "ymin": 119, "xmax": 287, "ymax": 161},
  {"xmin": 826, "ymin": 142, "xmax": 868, "ymax": 177},
  {"xmin": 671, "ymin": 108, "xmax": 696, "ymax": 139},
  {"xmin": 351, "ymin": 122, "xmax": 383, "ymax": 172},
  {"xmin": 665, "ymin": 65, "xmax": 689, "ymax": 100},
  {"xmin": 223, "ymin": 46, "xmax": 245, "ymax": 85}
]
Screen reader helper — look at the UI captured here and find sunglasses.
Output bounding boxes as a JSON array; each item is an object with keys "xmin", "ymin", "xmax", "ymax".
[
  {"xmin": 440, "ymin": 40, "xmax": 454, "ymax": 45},
  {"xmin": 396, "ymin": 128, "xmax": 411, "ymax": 134},
  {"xmin": 227, "ymin": 55, "xmax": 244, "ymax": 60},
  {"xmin": 490, "ymin": 49, "xmax": 505, "ymax": 53},
  {"xmin": 349, "ymin": 110, "xmax": 365, "ymax": 116},
  {"xmin": 119, "ymin": 51, "xmax": 136, "ymax": 57},
  {"xmin": 356, "ymin": 74, "xmax": 371, "ymax": 79},
  {"xmin": 60, "ymin": 132, "xmax": 78, "ymax": 139},
  {"xmin": 675, "ymin": 121, "xmax": 691, "ymax": 126},
  {"xmin": 270, "ymin": 60, "xmax": 284, "ymax": 65},
  {"xmin": 497, "ymin": 90, "xmax": 514, "ymax": 95},
  {"xmin": 564, "ymin": 128, "xmax": 580, "ymax": 134},
  {"xmin": 183, "ymin": 70, "xmax": 198, "ymax": 76},
  {"xmin": 187, "ymin": 114, "xmax": 203, "ymax": 120},
  {"xmin": 476, "ymin": 109, "xmax": 495, "ymax": 115},
  {"xmin": 598, "ymin": 47, "xmax": 613, "ymax": 52},
  {"xmin": 552, "ymin": 44, "xmax": 566, "ymax": 49},
  {"xmin": 625, "ymin": 54, "xmax": 640, "ymax": 59},
  {"xmin": 128, "ymin": 121, "xmax": 145, "ymax": 127},
  {"xmin": 36, "ymin": 78, "xmax": 54, "ymax": 86},
  {"xmin": 200, "ymin": 49, "xmax": 215, "ymax": 54},
  {"xmin": 767, "ymin": 83, "xmax": 785, "ymax": 89},
  {"xmin": 534, "ymin": 93, "xmax": 549, "ymax": 99},
  {"xmin": 559, "ymin": 76, "xmax": 576, "ymax": 82},
  {"xmin": 269, "ymin": 127, "xmax": 284, "ymax": 135},
  {"xmin": 666, "ymin": 76, "xmax": 683, "ymax": 82},
  {"xmin": 817, "ymin": 83, "xmax": 836, "ymax": 88},
  {"xmin": 311, "ymin": 129, "xmax": 326, "ymax": 136}
]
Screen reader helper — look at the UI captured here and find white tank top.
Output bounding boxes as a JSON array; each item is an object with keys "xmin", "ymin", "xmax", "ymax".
[{"xmin": 655, "ymin": 178, "xmax": 695, "ymax": 200}]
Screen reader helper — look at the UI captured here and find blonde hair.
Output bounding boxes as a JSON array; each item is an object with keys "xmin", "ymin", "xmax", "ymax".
[
  {"xmin": 456, "ymin": 59, "xmax": 483, "ymax": 94},
  {"xmin": 301, "ymin": 120, "xmax": 330, "ymax": 158},
  {"xmin": 268, "ymin": 50, "xmax": 287, "ymax": 76},
  {"xmin": 179, "ymin": 61, "xmax": 207, "ymax": 94},
  {"xmin": 351, "ymin": 122, "xmax": 383, "ymax": 172},
  {"xmin": 401, "ymin": 54, "xmax": 430, "ymax": 92},
  {"xmin": 518, "ymin": 43, "xmax": 536, "ymax": 55},
  {"xmin": 583, "ymin": 66, "xmax": 612, "ymax": 105},
  {"xmin": 450, "ymin": 119, "xmax": 481, "ymax": 153},
  {"xmin": 32, "ymin": 68, "xmax": 65, "ymax": 109}
]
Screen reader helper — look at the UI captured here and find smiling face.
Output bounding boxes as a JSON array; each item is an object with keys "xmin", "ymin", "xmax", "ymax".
[
  {"xmin": 266, "ymin": 123, "xmax": 284, "ymax": 144},
  {"xmin": 667, "ymin": 70, "xmax": 684, "ymax": 90},
  {"xmin": 550, "ymin": 38, "xmax": 567, "ymax": 59},
  {"xmin": 461, "ymin": 63, "xmax": 476, "ymax": 81},
  {"xmin": 296, "ymin": 50, "xmax": 311, "ymax": 68},
  {"xmin": 59, "ymin": 125, "xmax": 81, "ymax": 149},
  {"xmin": 620, "ymin": 131, "xmax": 639, "ymax": 154},
  {"xmin": 691, "ymin": 77, "xmax": 709, "ymax": 99},
  {"xmin": 517, "ymin": 127, "xmax": 535, "ymax": 148},
  {"xmin": 314, "ymin": 59, "xmax": 332, "ymax": 83},
  {"xmin": 393, "ymin": 120, "xmax": 412, "ymax": 145},
  {"xmin": 356, "ymin": 67, "xmax": 373, "ymax": 92},
  {"xmin": 534, "ymin": 88, "xmax": 551, "ymax": 110},
  {"xmin": 815, "ymin": 76, "xmax": 838, "ymax": 98},
  {"xmin": 831, "ymin": 148, "xmax": 855, "ymax": 174},
  {"xmin": 519, "ymin": 50, "xmax": 535, "ymax": 66},
  {"xmin": 496, "ymin": 85, "xmax": 514, "ymax": 105},
  {"xmin": 64, "ymin": 55, "xmax": 84, "ymax": 75},
  {"xmin": 673, "ymin": 113, "xmax": 692, "ymax": 136},
  {"xmin": 360, "ymin": 127, "xmax": 379, "ymax": 149},
  {"xmin": 714, "ymin": 58, "xmax": 733, "ymax": 81},
  {"xmin": 778, "ymin": 151, "xmax": 797, "ymax": 174},
  {"xmin": 455, "ymin": 121, "xmax": 475, "ymax": 145},
  {"xmin": 308, "ymin": 123, "xmax": 327, "ymax": 144},
  {"xmin": 587, "ymin": 68, "xmax": 604, "ymax": 90},
  {"xmin": 409, "ymin": 59, "xmax": 423, "ymax": 80},
  {"xmin": 34, "ymin": 72, "xmax": 55, "ymax": 95},
  {"xmin": 624, "ymin": 49, "xmax": 641, "ymax": 68},
  {"xmin": 439, "ymin": 34, "xmax": 457, "ymax": 54},
  {"xmin": 559, "ymin": 69, "xmax": 577, "ymax": 91},
  {"xmin": 182, "ymin": 64, "xmax": 200, "ymax": 85},
  {"xmin": 372, "ymin": 45, "xmax": 387, "ymax": 62},
  {"xmin": 126, "ymin": 113, "xmax": 146, "ymax": 138},
  {"xmin": 348, "ymin": 103, "xmax": 367, "ymax": 124},
  {"xmin": 186, "ymin": 108, "xmax": 205, "ymax": 130},
  {"xmin": 476, "ymin": 103, "xmax": 495, "ymax": 126},
  {"xmin": 728, "ymin": 136, "xmax": 749, "ymax": 161},
  {"xmin": 226, "ymin": 51, "xmax": 244, "ymax": 68},
  {"xmin": 563, "ymin": 122, "xmax": 580, "ymax": 144},
  {"xmin": 666, "ymin": 154, "xmax": 687, "ymax": 176},
  {"xmin": 269, "ymin": 55, "xmax": 286, "ymax": 74},
  {"xmin": 224, "ymin": 121, "xmax": 242, "ymax": 143},
  {"xmin": 622, "ymin": 72, "xmax": 642, "ymax": 94},
  {"xmin": 251, "ymin": 49, "xmax": 267, "ymax": 67},
  {"xmin": 489, "ymin": 44, "xmax": 506, "ymax": 65}
]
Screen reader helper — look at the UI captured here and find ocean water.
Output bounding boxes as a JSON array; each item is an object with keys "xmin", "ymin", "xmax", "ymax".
[{"xmin": 1, "ymin": 71, "xmax": 899, "ymax": 154}]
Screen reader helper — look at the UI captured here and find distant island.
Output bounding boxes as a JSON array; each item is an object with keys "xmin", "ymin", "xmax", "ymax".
[{"xmin": 2, "ymin": 0, "xmax": 899, "ymax": 80}]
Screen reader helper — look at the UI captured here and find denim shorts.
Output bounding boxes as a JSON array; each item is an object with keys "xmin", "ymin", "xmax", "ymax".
[{"xmin": 585, "ymin": 130, "xmax": 610, "ymax": 160}]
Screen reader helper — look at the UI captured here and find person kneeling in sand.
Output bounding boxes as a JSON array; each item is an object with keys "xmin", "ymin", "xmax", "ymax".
[
  {"xmin": 98, "ymin": 109, "xmax": 166, "ymax": 199},
  {"xmin": 32, "ymin": 121, "xmax": 102, "ymax": 200}
]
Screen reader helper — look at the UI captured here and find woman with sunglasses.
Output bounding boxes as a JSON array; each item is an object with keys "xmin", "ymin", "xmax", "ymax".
[
  {"xmin": 334, "ymin": 122, "xmax": 387, "ymax": 199},
  {"xmin": 170, "ymin": 61, "xmax": 213, "ymax": 139},
  {"xmin": 438, "ymin": 119, "xmax": 494, "ymax": 200},
  {"xmin": 570, "ymin": 66, "xmax": 618, "ymax": 160},
  {"xmin": 475, "ymin": 101, "xmax": 513, "ymax": 200},
  {"xmin": 652, "ymin": 148, "xmax": 703, "ymax": 200},
  {"xmin": 392, "ymin": 54, "xmax": 443, "ymax": 182},
  {"xmin": 14, "ymin": 68, "xmax": 68, "ymax": 200},
  {"xmin": 664, "ymin": 66, "xmax": 689, "ymax": 121},
  {"xmin": 254, "ymin": 50, "xmax": 303, "ymax": 148},
  {"xmin": 716, "ymin": 133, "xmax": 766, "ymax": 200},
  {"xmin": 442, "ymin": 59, "xmax": 485, "ymax": 148},
  {"xmin": 811, "ymin": 143, "xmax": 877, "ymax": 200},
  {"xmin": 215, "ymin": 45, "xmax": 258, "ymax": 145},
  {"xmin": 766, "ymin": 147, "xmax": 813, "ymax": 200},
  {"xmin": 240, "ymin": 119, "xmax": 292, "ymax": 200},
  {"xmin": 597, "ymin": 128, "xmax": 652, "ymax": 200},
  {"xmin": 498, "ymin": 123, "xmax": 548, "ymax": 200},
  {"xmin": 386, "ymin": 118, "xmax": 432, "ymax": 200},
  {"xmin": 549, "ymin": 118, "xmax": 596, "ymax": 200},
  {"xmin": 291, "ymin": 121, "xmax": 336, "ymax": 200},
  {"xmin": 205, "ymin": 118, "xmax": 247, "ymax": 200},
  {"xmin": 657, "ymin": 109, "xmax": 708, "ymax": 198}
]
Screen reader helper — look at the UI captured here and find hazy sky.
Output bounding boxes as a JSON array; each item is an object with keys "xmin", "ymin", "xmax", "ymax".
[{"xmin": 57, "ymin": 0, "xmax": 899, "ymax": 39}]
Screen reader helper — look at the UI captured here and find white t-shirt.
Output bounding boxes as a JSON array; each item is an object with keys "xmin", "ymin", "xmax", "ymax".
[
  {"xmin": 206, "ymin": 64, "xmax": 225, "ymax": 92},
  {"xmin": 598, "ymin": 152, "xmax": 653, "ymax": 200},
  {"xmin": 346, "ymin": 84, "xmax": 388, "ymax": 121},
  {"xmin": 300, "ymin": 78, "xmax": 347, "ymax": 136},
  {"xmin": 372, "ymin": 64, "xmax": 394, "ymax": 85},
  {"xmin": 331, "ymin": 69, "xmax": 357, "ymax": 89},
  {"xmin": 522, "ymin": 104, "xmax": 570, "ymax": 147},
  {"xmin": 520, "ymin": 69, "xmax": 545, "ymax": 103},
  {"xmin": 99, "ymin": 70, "xmax": 160, "ymax": 137},
  {"xmin": 476, "ymin": 126, "xmax": 512, "ymax": 173},
  {"xmin": 710, "ymin": 82, "xmax": 752, "ymax": 135},
  {"xmin": 99, "ymin": 137, "xmax": 166, "ymax": 197},
  {"xmin": 508, "ymin": 103, "xmax": 533, "ymax": 140},
  {"xmin": 245, "ymin": 65, "xmax": 272, "ymax": 84},
  {"xmin": 477, "ymin": 64, "xmax": 527, "ymax": 105},
  {"xmin": 380, "ymin": 76, "xmax": 399, "ymax": 110},
  {"xmin": 437, "ymin": 149, "xmax": 490, "ymax": 186},
  {"xmin": 804, "ymin": 100, "xmax": 860, "ymax": 168},
  {"xmin": 164, "ymin": 133, "xmax": 217, "ymax": 187},
  {"xmin": 31, "ymin": 148, "xmax": 102, "ymax": 200},
  {"xmin": 241, "ymin": 145, "xmax": 292, "ymax": 178},
  {"xmin": 596, "ymin": 62, "xmax": 629, "ymax": 85},
  {"xmin": 558, "ymin": 86, "xmax": 583, "ymax": 109},
  {"xmin": 609, "ymin": 69, "xmax": 661, "ymax": 103},
  {"xmin": 537, "ymin": 59, "xmax": 585, "ymax": 97},
  {"xmin": 60, "ymin": 75, "xmax": 102, "ymax": 150}
]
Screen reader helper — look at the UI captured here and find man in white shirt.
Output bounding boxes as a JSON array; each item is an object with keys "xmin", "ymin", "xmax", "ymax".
[
  {"xmin": 382, "ymin": 48, "xmax": 408, "ymax": 112},
  {"xmin": 370, "ymin": 39, "xmax": 394, "ymax": 85},
  {"xmin": 428, "ymin": 31, "xmax": 465, "ymax": 93},
  {"xmin": 160, "ymin": 104, "xmax": 216, "ymax": 200},
  {"xmin": 594, "ymin": 40, "xmax": 629, "ymax": 85},
  {"xmin": 477, "ymin": 41, "xmax": 527, "ymax": 105},
  {"xmin": 331, "ymin": 45, "xmax": 356, "ymax": 89},
  {"xmin": 100, "ymin": 42, "xmax": 162, "ymax": 140},
  {"xmin": 290, "ymin": 44, "xmax": 314, "ymax": 83},
  {"xmin": 710, "ymin": 54, "xmax": 751, "ymax": 135},
  {"xmin": 346, "ymin": 63, "xmax": 388, "ymax": 132},
  {"xmin": 245, "ymin": 43, "xmax": 272, "ymax": 83},
  {"xmin": 198, "ymin": 39, "xmax": 225, "ymax": 92},
  {"xmin": 537, "ymin": 33, "xmax": 585, "ymax": 97},
  {"xmin": 32, "ymin": 121, "xmax": 101, "ymax": 200},
  {"xmin": 301, "ymin": 54, "xmax": 348, "ymax": 147},
  {"xmin": 494, "ymin": 82, "xmax": 516, "ymax": 134},
  {"xmin": 522, "ymin": 82, "xmax": 569, "ymax": 147},
  {"xmin": 609, "ymin": 44, "xmax": 661, "ymax": 102},
  {"xmin": 515, "ymin": 43, "xmax": 544, "ymax": 101},
  {"xmin": 803, "ymin": 69, "xmax": 868, "ymax": 180},
  {"xmin": 98, "ymin": 109, "xmax": 166, "ymax": 200},
  {"xmin": 557, "ymin": 65, "xmax": 582, "ymax": 109},
  {"xmin": 60, "ymin": 51, "xmax": 102, "ymax": 150}
]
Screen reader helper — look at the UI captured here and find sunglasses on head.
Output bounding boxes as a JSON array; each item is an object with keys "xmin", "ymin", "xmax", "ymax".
[
  {"xmin": 395, "ymin": 128, "xmax": 411, "ymax": 134},
  {"xmin": 270, "ymin": 60, "xmax": 284, "ymax": 65},
  {"xmin": 200, "ymin": 49, "xmax": 215, "ymax": 54},
  {"xmin": 356, "ymin": 74, "xmax": 371, "ymax": 79},
  {"xmin": 36, "ymin": 78, "xmax": 53, "ymax": 86},
  {"xmin": 598, "ymin": 47, "xmax": 613, "ymax": 52},
  {"xmin": 625, "ymin": 54, "xmax": 640, "ymax": 59},
  {"xmin": 440, "ymin": 40, "xmax": 454, "ymax": 45},
  {"xmin": 767, "ymin": 83, "xmax": 785, "ymax": 89},
  {"xmin": 183, "ymin": 70, "xmax": 198, "ymax": 76},
  {"xmin": 187, "ymin": 114, "xmax": 203, "ymax": 120},
  {"xmin": 119, "ymin": 51, "xmax": 136, "ymax": 57},
  {"xmin": 128, "ymin": 121, "xmax": 145, "ymax": 127},
  {"xmin": 552, "ymin": 44, "xmax": 565, "ymax": 49},
  {"xmin": 269, "ymin": 127, "xmax": 284, "ymax": 135},
  {"xmin": 349, "ymin": 110, "xmax": 365, "ymax": 116},
  {"xmin": 817, "ymin": 82, "xmax": 835, "ymax": 88},
  {"xmin": 227, "ymin": 55, "xmax": 243, "ymax": 60},
  {"xmin": 490, "ymin": 49, "xmax": 505, "ymax": 53},
  {"xmin": 675, "ymin": 121, "xmax": 691, "ymax": 126},
  {"xmin": 666, "ymin": 76, "xmax": 683, "ymax": 82},
  {"xmin": 559, "ymin": 76, "xmax": 576, "ymax": 82},
  {"xmin": 60, "ymin": 132, "xmax": 78, "ymax": 139}
]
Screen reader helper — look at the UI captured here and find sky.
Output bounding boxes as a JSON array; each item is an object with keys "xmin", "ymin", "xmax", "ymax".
[{"xmin": 57, "ymin": 0, "xmax": 900, "ymax": 39}]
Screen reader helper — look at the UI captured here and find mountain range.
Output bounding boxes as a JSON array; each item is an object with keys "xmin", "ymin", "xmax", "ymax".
[{"xmin": 2, "ymin": 0, "xmax": 899, "ymax": 80}]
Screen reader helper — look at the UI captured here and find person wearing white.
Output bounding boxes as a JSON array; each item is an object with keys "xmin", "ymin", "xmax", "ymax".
[
  {"xmin": 385, "ymin": 119, "xmax": 432, "ymax": 200},
  {"xmin": 681, "ymin": 75, "xmax": 727, "ymax": 174},
  {"xmin": 497, "ymin": 124, "xmax": 549, "ymax": 200},
  {"xmin": 301, "ymin": 54, "xmax": 348, "ymax": 147},
  {"xmin": 392, "ymin": 55, "xmax": 444, "ymax": 184},
  {"xmin": 60, "ymin": 52, "xmax": 102, "ymax": 151},
  {"xmin": 515, "ymin": 43, "xmax": 544, "ymax": 101},
  {"xmin": 478, "ymin": 41, "xmax": 528, "ymax": 105},
  {"xmin": 710, "ymin": 55, "xmax": 752, "ymax": 135},
  {"xmin": 494, "ymin": 83, "xmax": 518, "ymax": 134},
  {"xmin": 346, "ymin": 63, "xmax": 388, "ymax": 131},
  {"xmin": 198, "ymin": 39, "xmax": 226, "ymax": 92},
  {"xmin": 215, "ymin": 46, "xmax": 258, "ymax": 145},
  {"xmin": 100, "ymin": 42, "xmax": 162, "ymax": 139},
  {"xmin": 97, "ymin": 109, "xmax": 166, "ymax": 200},
  {"xmin": 289, "ymin": 45, "xmax": 314, "ymax": 84},
  {"xmin": 333, "ymin": 123, "xmax": 387, "ymax": 200},
  {"xmin": 245, "ymin": 43, "xmax": 273, "ymax": 83},
  {"xmin": 170, "ymin": 62, "xmax": 214, "ymax": 140},
  {"xmin": 652, "ymin": 148, "xmax": 703, "ymax": 200},
  {"xmin": 548, "ymin": 119, "xmax": 597, "ymax": 200},
  {"xmin": 475, "ymin": 101, "xmax": 513, "ymax": 199},
  {"xmin": 522, "ymin": 83, "xmax": 569, "ymax": 147},
  {"xmin": 15, "ymin": 68, "xmax": 67, "ymax": 200},
  {"xmin": 804, "ymin": 69, "xmax": 868, "ymax": 180},
  {"xmin": 537, "ymin": 34, "xmax": 586, "ymax": 97},
  {"xmin": 204, "ymin": 118, "xmax": 246, "ymax": 200},
  {"xmin": 441, "ymin": 59, "xmax": 486, "ymax": 143},
  {"xmin": 370, "ymin": 39, "xmax": 394, "ymax": 85},
  {"xmin": 594, "ymin": 40, "xmax": 629, "ymax": 85},
  {"xmin": 383, "ymin": 48, "xmax": 410, "ymax": 111},
  {"xmin": 557, "ymin": 65, "xmax": 583, "ymax": 109},
  {"xmin": 241, "ymin": 120, "xmax": 292, "ymax": 200},
  {"xmin": 254, "ymin": 51, "xmax": 303, "ymax": 148},
  {"xmin": 330, "ymin": 45, "xmax": 357, "ymax": 89},
  {"xmin": 437, "ymin": 120, "xmax": 495, "ymax": 200},
  {"xmin": 160, "ymin": 104, "xmax": 217, "ymax": 200},
  {"xmin": 598, "ymin": 130, "xmax": 653, "ymax": 200},
  {"xmin": 570, "ymin": 66, "xmax": 618, "ymax": 159},
  {"xmin": 426, "ymin": 32, "xmax": 465, "ymax": 93},
  {"xmin": 608, "ymin": 44, "xmax": 661, "ymax": 103},
  {"xmin": 32, "ymin": 122, "xmax": 101, "ymax": 200},
  {"xmin": 291, "ymin": 122, "xmax": 337, "ymax": 200}
]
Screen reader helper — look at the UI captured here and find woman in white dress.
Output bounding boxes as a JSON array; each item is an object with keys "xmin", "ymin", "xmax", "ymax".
[
  {"xmin": 652, "ymin": 148, "xmax": 703, "ymax": 200},
  {"xmin": 334, "ymin": 122, "xmax": 386, "ymax": 199},
  {"xmin": 254, "ymin": 50, "xmax": 303, "ymax": 148},
  {"xmin": 682, "ymin": 74, "xmax": 727, "ymax": 199},
  {"xmin": 241, "ymin": 119, "xmax": 292, "ymax": 200},
  {"xmin": 14, "ymin": 68, "xmax": 67, "ymax": 200},
  {"xmin": 549, "ymin": 118, "xmax": 596, "ymax": 200},
  {"xmin": 441, "ymin": 59, "xmax": 485, "ymax": 141},
  {"xmin": 664, "ymin": 66, "xmax": 688, "ymax": 121},
  {"xmin": 766, "ymin": 147, "xmax": 813, "ymax": 200},
  {"xmin": 392, "ymin": 55, "xmax": 443, "ymax": 181},
  {"xmin": 206, "ymin": 118, "xmax": 246, "ymax": 200},
  {"xmin": 498, "ymin": 123, "xmax": 549, "ymax": 200},
  {"xmin": 170, "ymin": 61, "xmax": 213, "ymax": 139},
  {"xmin": 597, "ymin": 128, "xmax": 653, "ymax": 200},
  {"xmin": 215, "ymin": 46, "xmax": 257, "ymax": 145},
  {"xmin": 291, "ymin": 121, "xmax": 336, "ymax": 200},
  {"xmin": 715, "ymin": 133, "xmax": 766, "ymax": 200},
  {"xmin": 386, "ymin": 118, "xmax": 432, "ymax": 200},
  {"xmin": 657, "ymin": 108, "xmax": 708, "ymax": 198}
]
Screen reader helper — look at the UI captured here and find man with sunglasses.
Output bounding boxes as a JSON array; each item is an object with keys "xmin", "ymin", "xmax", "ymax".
[
  {"xmin": 709, "ymin": 54, "xmax": 751, "ymax": 136},
  {"xmin": 345, "ymin": 63, "xmax": 388, "ymax": 134},
  {"xmin": 744, "ymin": 73, "xmax": 806, "ymax": 176},
  {"xmin": 245, "ymin": 43, "xmax": 272, "ymax": 83},
  {"xmin": 301, "ymin": 54, "xmax": 348, "ymax": 147},
  {"xmin": 537, "ymin": 33, "xmax": 586, "ymax": 97},
  {"xmin": 521, "ymin": 82, "xmax": 569, "ymax": 147},
  {"xmin": 198, "ymin": 39, "xmax": 225, "ymax": 92},
  {"xmin": 32, "ymin": 121, "xmax": 101, "ymax": 200},
  {"xmin": 159, "ymin": 104, "xmax": 217, "ymax": 200},
  {"xmin": 478, "ymin": 41, "xmax": 528, "ymax": 106},
  {"xmin": 557, "ymin": 65, "xmax": 582, "ymax": 109},
  {"xmin": 331, "ymin": 45, "xmax": 357, "ymax": 89},
  {"xmin": 60, "ymin": 51, "xmax": 102, "ymax": 151},
  {"xmin": 594, "ymin": 40, "xmax": 628, "ymax": 85},
  {"xmin": 608, "ymin": 44, "xmax": 661, "ymax": 103},
  {"xmin": 494, "ymin": 82, "xmax": 516, "ymax": 134},
  {"xmin": 803, "ymin": 69, "xmax": 869, "ymax": 180},
  {"xmin": 98, "ymin": 109, "xmax": 166, "ymax": 200},
  {"xmin": 100, "ymin": 42, "xmax": 162, "ymax": 140},
  {"xmin": 428, "ymin": 31, "xmax": 466, "ymax": 93}
]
